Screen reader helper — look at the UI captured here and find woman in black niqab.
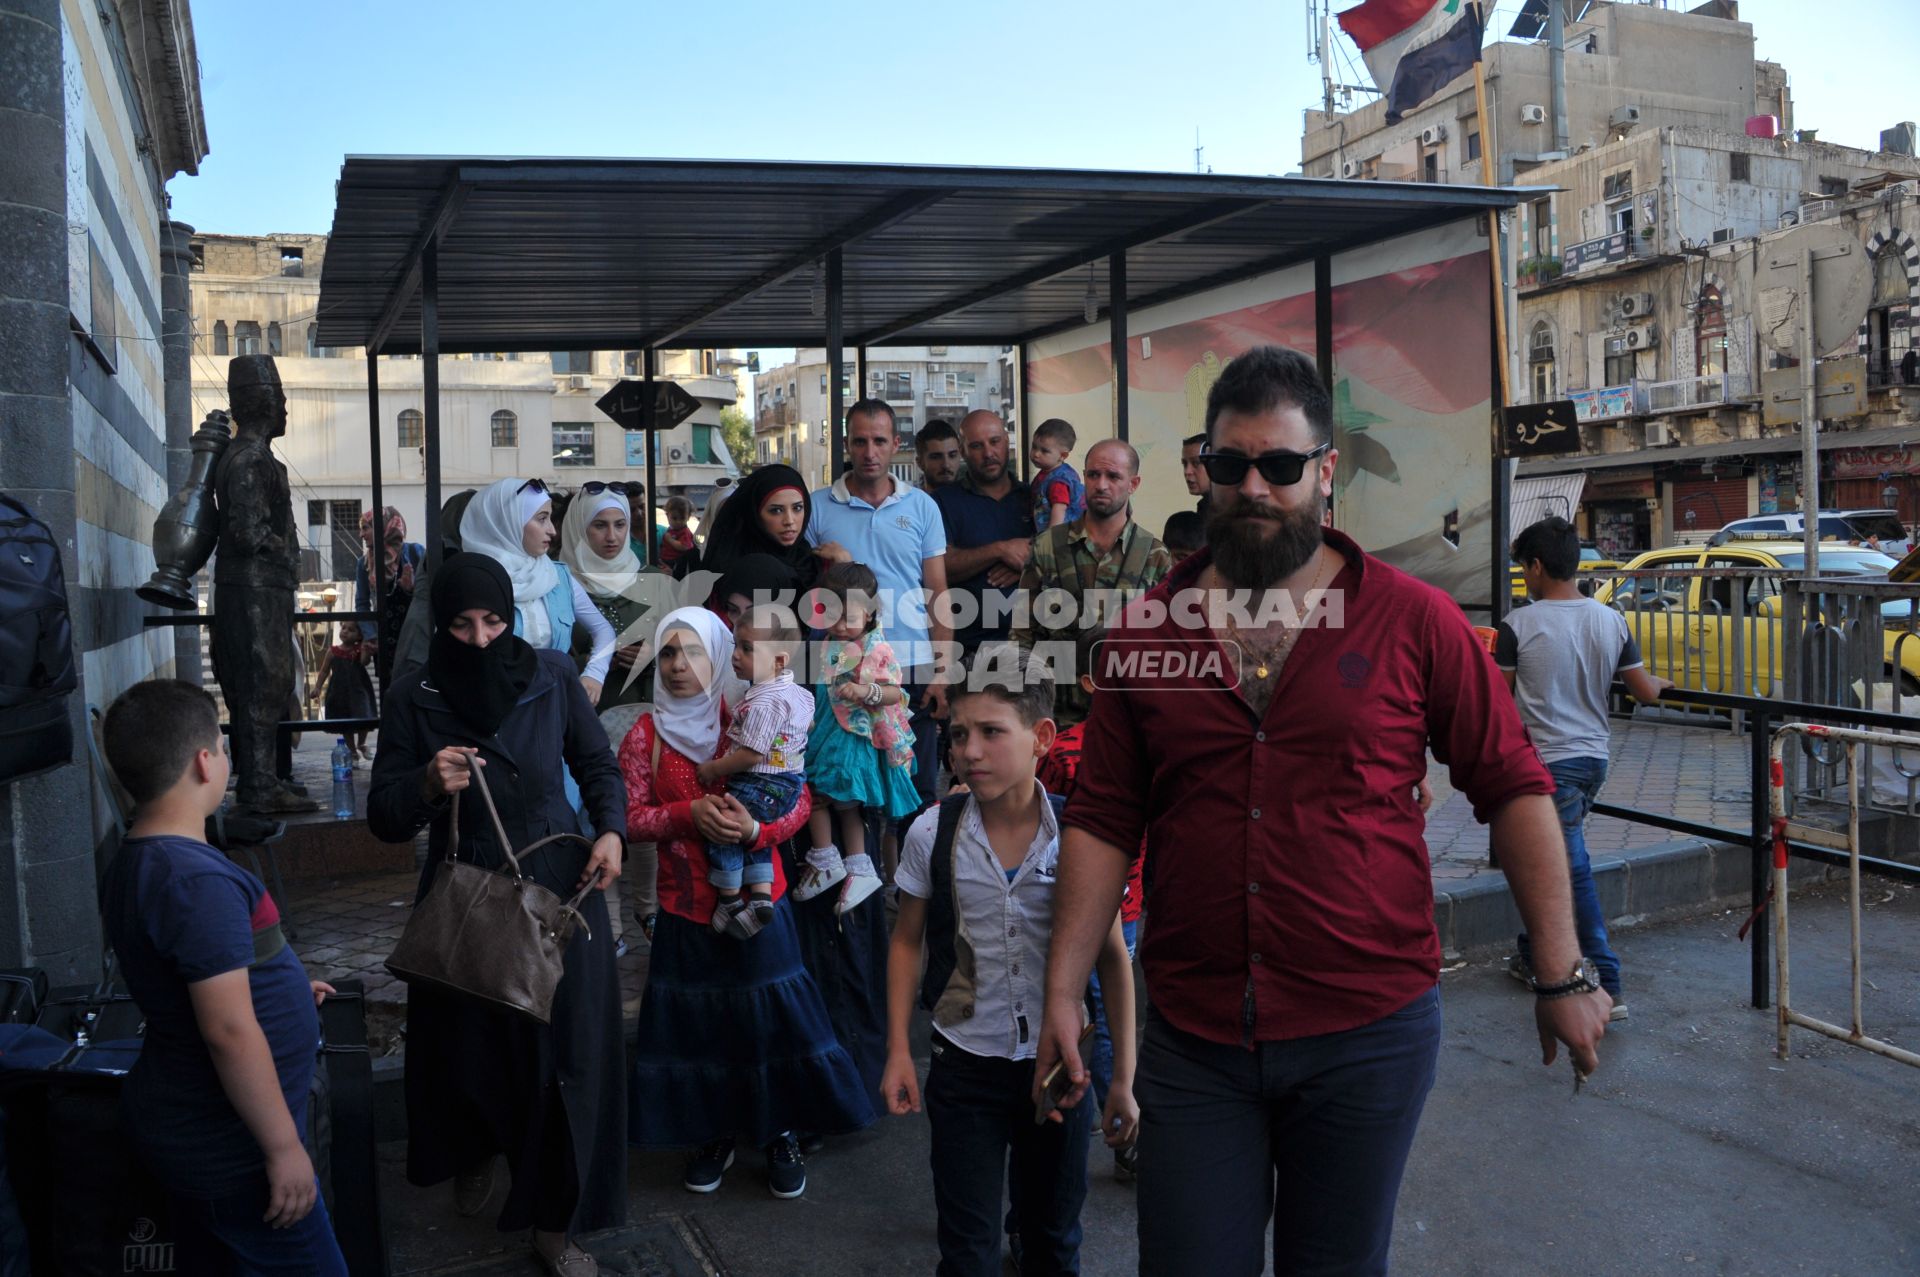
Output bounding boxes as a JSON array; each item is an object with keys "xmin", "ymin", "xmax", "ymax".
[{"xmin": 426, "ymin": 553, "xmax": 537, "ymax": 737}]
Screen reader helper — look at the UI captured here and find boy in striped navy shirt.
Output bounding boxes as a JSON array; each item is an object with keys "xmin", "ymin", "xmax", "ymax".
[{"xmin": 100, "ymin": 679, "xmax": 345, "ymax": 1275}]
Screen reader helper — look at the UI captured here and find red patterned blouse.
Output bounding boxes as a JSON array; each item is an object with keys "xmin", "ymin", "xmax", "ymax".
[{"xmin": 618, "ymin": 710, "xmax": 814, "ymax": 925}]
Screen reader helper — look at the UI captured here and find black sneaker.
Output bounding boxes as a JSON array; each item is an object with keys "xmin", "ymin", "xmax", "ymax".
[
  {"xmin": 1113, "ymin": 1143, "xmax": 1139, "ymax": 1183},
  {"xmin": 766, "ymin": 1133, "xmax": 806, "ymax": 1199},
  {"xmin": 683, "ymin": 1138, "xmax": 735, "ymax": 1194},
  {"xmin": 796, "ymin": 1130, "xmax": 825, "ymax": 1156}
]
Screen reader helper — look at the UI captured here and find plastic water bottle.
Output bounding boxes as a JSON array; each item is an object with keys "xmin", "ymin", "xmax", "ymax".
[{"xmin": 331, "ymin": 738, "xmax": 355, "ymax": 820}]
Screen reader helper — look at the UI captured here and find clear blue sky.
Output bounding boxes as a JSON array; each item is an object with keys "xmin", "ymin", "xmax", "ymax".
[{"xmin": 170, "ymin": 0, "xmax": 1914, "ymax": 239}]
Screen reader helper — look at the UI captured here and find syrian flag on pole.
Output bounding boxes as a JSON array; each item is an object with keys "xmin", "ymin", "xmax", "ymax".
[{"xmin": 1338, "ymin": 0, "xmax": 1486, "ymax": 125}]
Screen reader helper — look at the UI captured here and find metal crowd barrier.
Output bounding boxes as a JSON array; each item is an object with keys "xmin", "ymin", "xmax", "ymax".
[
  {"xmin": 1587, "ymin": 685, "xmax": 1920, "ymax": 1011},
  {"xmin": 1767, "ymin": 722, "xmax": 1920, "ymax": 1068}
]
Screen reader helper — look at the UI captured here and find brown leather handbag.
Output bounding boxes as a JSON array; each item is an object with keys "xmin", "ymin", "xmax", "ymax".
[{"xmin": 386, "ymin": 756, "xmax": 595, "ymax": 1024}]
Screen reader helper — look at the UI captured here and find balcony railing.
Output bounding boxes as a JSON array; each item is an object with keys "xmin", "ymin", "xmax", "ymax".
[
  {"xmin": 1644, "ymin": 372, "xmax": 1751, "ymax": 413},
  {"xmin": 1865, "ymin": 350, "xmax": 1919, "ymax": 389},
  {"xmin": 756, "ymin": 401, "xmax": 799, "ymax": 432}
]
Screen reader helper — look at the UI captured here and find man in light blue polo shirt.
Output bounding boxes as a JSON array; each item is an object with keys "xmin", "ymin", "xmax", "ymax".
[{"xmin": 809, "ymin": 399, "xmax": 953, "ymax": 823}]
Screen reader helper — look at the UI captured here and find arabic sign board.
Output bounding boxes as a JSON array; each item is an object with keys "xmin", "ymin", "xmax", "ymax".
[
  {"xmin": 1759, "ymin": 356, "xmax": 1867, "ymax": 426},
  {"xmin": 1562, "ymin": 232, "xmax": 1634, "ymax": 275},
  {"xmin": 594, "ymin": 379, "xmax": 702, "ymax": 433},
  {"xmin": 1569, "ymin": 384, "xmax": 1637, "ymax": 422},
  {"xmin": 1501, "ymin": 400, "xmax": 1582, "ymax": 458},
  {"xmin": 1828, "ymin": 443, "xmax": 1918, "ymax": 479}
]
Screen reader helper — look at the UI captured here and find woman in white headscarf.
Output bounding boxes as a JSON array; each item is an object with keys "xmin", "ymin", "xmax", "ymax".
[
  {"xmin": 559, "ymin": 482, "xmax": 667, "ymax": 712},
  {"xmin": 461, "ymin": 478, "xmax": 616, "ymax": 703},
  {"xmin": 618, "ymin": 608, "xmax": 873, "ymax": 1198}
]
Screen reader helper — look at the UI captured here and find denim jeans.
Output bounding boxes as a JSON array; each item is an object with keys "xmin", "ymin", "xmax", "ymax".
[
  {"xmin": 170, "ymin": 1178, "xmax": 349, "ymax": 1277},
  {"xmin": 1135, "ymin": 989, "xmax": 1442, "ymax": 1277},
  {"xmin": 1517, "ymin": 755, "xmax": 1623, "ymax": 997},
  {"xmin": 708, "ymin": 771, "xmax": 804, "ymax": 891},
  {"xmin": 1087, "ymin": 918, "xmax": 1140, "ymax": 1115},
  {"xmin": 925, "ymin": 1032, "xmax": 1090, "ymax": 1276}
]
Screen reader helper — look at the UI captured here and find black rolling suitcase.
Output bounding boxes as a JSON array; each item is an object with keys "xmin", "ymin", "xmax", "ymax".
[{"xmin": 315, "ymin": 980, "xmax": 389, "ymax": 1277}]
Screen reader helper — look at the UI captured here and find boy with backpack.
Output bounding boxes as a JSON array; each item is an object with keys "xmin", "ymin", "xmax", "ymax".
[
  {"xmin": 99, "ymin": 679, "xmax": 346, "ymax": 1274},
  {"xmin": 881, "ymin": 643, "xmax": 1137, "ymax": 1275}
]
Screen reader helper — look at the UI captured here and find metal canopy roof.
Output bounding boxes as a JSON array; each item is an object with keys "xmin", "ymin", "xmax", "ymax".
[{"xmin": 315, "ymin": 156, "xmax": 1525, "ymax": 356}]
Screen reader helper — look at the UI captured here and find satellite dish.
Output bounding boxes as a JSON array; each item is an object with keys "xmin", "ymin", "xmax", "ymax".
[{"xmin": 1756, "ymin": 222, "xmax": 1874, "ymax": 357}]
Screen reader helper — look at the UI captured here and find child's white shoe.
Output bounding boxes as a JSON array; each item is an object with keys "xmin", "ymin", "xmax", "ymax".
[
  {"xmin": 836, "ymin": 872, "xmax": 882, "ymax": 916},
  {"xmin": 791, "ymin": 860, "xmax": 848, "ymax": 902}
]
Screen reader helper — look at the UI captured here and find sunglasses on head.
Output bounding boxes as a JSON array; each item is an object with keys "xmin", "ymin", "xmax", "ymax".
[
  {"xmin": 1198, "ymin": 442, "xmax": 1331, "ymax": 488},
  {"xmin": 581, "ymin": 480, "xmax": 644, "ymax": 499},
  {"xmin": 516, "ymin": 478, "xmax": 550, "ymax": 496}
]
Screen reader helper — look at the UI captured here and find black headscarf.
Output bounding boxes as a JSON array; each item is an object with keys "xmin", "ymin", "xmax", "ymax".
[
  {"xmin": 680, "ymin": 464, "xmax": 815, "ymax": 586},
  {"xmin": 426, "ymin": 552, "xmax": 538, "ymax": 737},
  {"xmin": 712, "ymin": 553, "xmax": 802, "ymax": 627}
]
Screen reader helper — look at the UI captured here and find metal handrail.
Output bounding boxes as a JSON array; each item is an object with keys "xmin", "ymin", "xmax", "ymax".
[
  {"xmin": 1768, "ymin": 723, "xmax": 1920, "ymax": 1068},
  {"xmin": 1591, "ymin": 683, "xmax": 1920, "ymax": 1010}
]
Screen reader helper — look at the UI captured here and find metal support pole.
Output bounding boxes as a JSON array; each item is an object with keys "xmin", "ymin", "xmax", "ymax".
[
  {"xmin": 1750, "ymin": 706, "xmax": 1772, "ymax": 1009},
  {"xmin": 643, "ymin": 349, "xmax": 658, "ymax": 567},
  {"xmin": 1547, "ymin": 0, "xmax": 1570, "ymax": 154},
  {"xmin": 420, "ymin": 242, "xmax": 442, "ymax": 562},
  {"xmin": 362, "ymin": 345, "xmax": 385, "ymax": 698},
  {"xmin": 1315, "ymin": 255, "xmax": 1334, "ymax": 524},
  {"xmin": 855, "ymin": 346, "xmax": 868, "ymax": 407},
  {"xmin": 1799, "ymin": 246, "xmax": 1822, "ymax": 580},
  {"xmin": 1109, "ymin": 253, "xmax": 1129, "ymax": 441},
  {"xmin": 827, "ymin": 249, "xmax": 845, "ymax": 480},
  {"xmin": 1017, "ymin": 342, "xmax": 1032, "ymax": 486}
]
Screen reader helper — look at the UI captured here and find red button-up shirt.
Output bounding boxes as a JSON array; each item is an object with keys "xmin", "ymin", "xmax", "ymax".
[{"xmin": 1062, "ymin": 530, "xmax": 1552, "ymax": 1045}]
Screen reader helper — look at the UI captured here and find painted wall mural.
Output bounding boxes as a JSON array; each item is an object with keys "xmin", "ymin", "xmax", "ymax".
[{"xmin": 1027, "ymin": 220, "xmax": 1495, "ymax": 605}]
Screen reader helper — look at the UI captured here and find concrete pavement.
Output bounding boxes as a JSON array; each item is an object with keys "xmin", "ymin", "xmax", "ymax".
[{"xmin": 378, "ymin": 881, "xmax": 1920, "ymax": 1275}]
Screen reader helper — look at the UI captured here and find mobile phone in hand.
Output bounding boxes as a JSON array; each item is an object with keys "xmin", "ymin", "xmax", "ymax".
[{"xmin": 1033, "ymin": 1022, "xmax": 1098, "ymax": 1126}]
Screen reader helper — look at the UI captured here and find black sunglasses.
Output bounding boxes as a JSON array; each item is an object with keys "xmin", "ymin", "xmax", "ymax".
[
  {"xmin": 516, "ymin": 478, "xmax": 550, "ymax": 496},
  {"xmin": 581, "ymin": 480, "xmax": 644, "ymax": 499},
  {"xmin": 1198, "ymin": 443, "xmax": 1331, "ymax": 488}
]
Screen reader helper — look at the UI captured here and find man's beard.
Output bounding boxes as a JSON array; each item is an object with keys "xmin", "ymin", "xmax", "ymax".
[
  {"xmin": 1085, "ymin": 493, "xmax": 1127, "ymax": 519},
  {"xmin": 1206, "ymin": 489, "xmax": 1326, "ymax": 590}
]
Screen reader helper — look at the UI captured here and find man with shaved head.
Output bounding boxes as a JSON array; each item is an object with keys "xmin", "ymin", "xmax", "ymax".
[
  {"xmin": 1010, "ymin": 437, "xmax": 1170, "ymax": 727},
  {"xmin": 932, "ymin": 410, "xmax": 1035, "ymax": 659}
]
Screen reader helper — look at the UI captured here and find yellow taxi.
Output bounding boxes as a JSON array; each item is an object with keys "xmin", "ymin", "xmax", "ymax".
[{"xmin": 1590, "ymin": 540, "xmax": 1920, "ymax": 696}]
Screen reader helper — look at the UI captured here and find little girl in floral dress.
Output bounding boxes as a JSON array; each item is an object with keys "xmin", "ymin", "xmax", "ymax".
[{"xmin": 791, "ymin": 562, "xmax": 920, "ymax": 914}]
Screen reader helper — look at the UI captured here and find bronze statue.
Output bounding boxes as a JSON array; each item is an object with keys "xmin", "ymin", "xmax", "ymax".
[
  {"xmin": 139, "ymin": 410, "xmax": 232, "ymax": 609},
  {"xmin": 212, "ymin": 355, "xmax": 315, "ymax": 814}
]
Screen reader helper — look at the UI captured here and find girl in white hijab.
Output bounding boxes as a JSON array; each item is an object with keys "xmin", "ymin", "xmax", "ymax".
[{"xmin": 460, "ymin": 477, "xmax": 616, "ymax": 701}]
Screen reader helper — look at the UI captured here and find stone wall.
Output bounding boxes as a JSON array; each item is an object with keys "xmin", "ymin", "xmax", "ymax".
[{"xmin": 0, "ymin": 0, "xmax": 201, "ymax": 977}]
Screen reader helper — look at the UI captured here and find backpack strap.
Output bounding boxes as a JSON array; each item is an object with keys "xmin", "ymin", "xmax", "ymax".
[{"xmin": 919, "ymin": 793, "xmax": 973, "ymax": 1014}]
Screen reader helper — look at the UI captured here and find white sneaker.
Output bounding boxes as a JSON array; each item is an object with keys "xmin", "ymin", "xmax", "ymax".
[
  {"xmin": 836, "ymin": 872, "xmax": 882, "ymax": 915},
  {"xmin": 791, "ymin": 860, "xmax": 848, "ymax": 902}
]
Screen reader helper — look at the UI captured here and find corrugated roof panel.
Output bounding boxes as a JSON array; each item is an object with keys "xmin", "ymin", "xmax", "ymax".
[{"xmin": 316, "ymin": 157, "xmax": 1523, "ymax": 352}]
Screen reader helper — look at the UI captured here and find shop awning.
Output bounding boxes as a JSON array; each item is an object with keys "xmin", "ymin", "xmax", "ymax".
[{"xmin": 1511, "ymin": 473, "xmax": 1587, "ymax": 528}]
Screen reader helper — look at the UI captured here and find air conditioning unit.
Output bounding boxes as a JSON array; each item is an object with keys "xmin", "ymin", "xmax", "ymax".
[
  {"xmin": 1420, "ymin": 124, "xmax": 1447, "ymax": 147},
  {"xmin": 567, "ymin": 374, "xmax": 591, "ymax": 390},
  {"xmin": 1623, "ymin": 323, "xmax": 1658, "ymax": 350},
  {"xmin": 1520, "ymin": 104, "xmax": 1547, "ymax": 125},
  {"xmin": 667, "ymin": 446, "xmax": 687, "ymax": 463},
  {"xmin": 1777, "ymin": 209, "xmax": 1801, "ymax": 228},
  {"xmin": 1647, "ymin": 422, "xmax": 1675, "ymax": 447},
  {"xmin": 1609, "ymin": 105, "xmax": 1642, "ymax": 131},
  {"xmin": 1341, "ymin": 159, "xmax": 1361, "ymax": 178},
  {"xmin": 1618, "ymin": 292, "xmax": 1656, "ymax": 319}
]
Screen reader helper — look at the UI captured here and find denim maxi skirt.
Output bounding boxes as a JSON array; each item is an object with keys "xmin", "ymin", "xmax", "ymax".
[{"xmin": 628, "ymin": 899, "xmax": 876, "ymax": 1149}]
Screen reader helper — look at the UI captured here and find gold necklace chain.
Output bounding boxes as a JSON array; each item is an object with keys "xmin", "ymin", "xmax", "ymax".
[{"xmin": 1218, "ymin": 550, "xmax": 1338, "ymax": 681}]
